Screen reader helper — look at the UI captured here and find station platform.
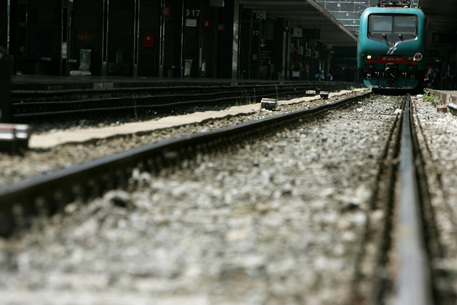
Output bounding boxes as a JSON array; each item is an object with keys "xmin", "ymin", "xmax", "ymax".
[
  {"xmin": 433, "ymin": 90, "xmax": 457, "ymax": 115},
  {"xmin": 434, "ymin": 90, "xmax": 457, "ymax": 105}
]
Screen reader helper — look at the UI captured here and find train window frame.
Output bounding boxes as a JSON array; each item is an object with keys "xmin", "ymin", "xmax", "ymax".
[
  {"xmin": 393, "ymin": 15, "xmax": 417, "ymax": 34},
  {"xmin": 368, "ymin": 14, "xmax": 418, "ymax": 42}
]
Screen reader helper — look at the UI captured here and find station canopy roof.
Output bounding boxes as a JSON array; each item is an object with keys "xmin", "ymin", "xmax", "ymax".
[
  {"xmin": 239, "ymin": 0, "xmax": 358, "ymax": 47},
  {"xmin": 418, "ymin": 0, "xmax": 457, "ymax": 33},
  {"xmin": 418, "ymin": 0, "xmax": 457, "ymax": 52}
]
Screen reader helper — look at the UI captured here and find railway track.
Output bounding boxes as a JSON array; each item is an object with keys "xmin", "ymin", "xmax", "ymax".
[
  {"xmin": 10, "ymin": 81, "xmax": 356, "ymax": 119},
  {"xmin": 0, "ymin": 91, "xmax": 370, "ymax": 236},
  {"xmin": 351, "ymin": 94, "xmax": 454, "ymax": 304},
  {"xmin": 0, "ymin": 91, "xmax": 453, "ymax": 303}
]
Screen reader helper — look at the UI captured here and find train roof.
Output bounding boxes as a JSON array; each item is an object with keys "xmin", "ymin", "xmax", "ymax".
[
  {"xmin": 377, "ymin": 0, "xmax": 413, "ymax": 7},
  {"xmin": 361, "ymin": 6, "xmax": 425, "ymax": 17}
]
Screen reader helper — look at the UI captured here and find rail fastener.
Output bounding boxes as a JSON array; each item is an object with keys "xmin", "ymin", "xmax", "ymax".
[
  {"xmin": 260, "ymin": 98, "xmax": 277, "ymax": 110},
  {"xmin": 320, "ymin": 91, "xmax": 329, "ymax": 99},
  {"xmin": 306, "ymin": 90, "xmax": 317, "ymax": 95},
  {"xmin": 0, "ymin": 123, "xmax": 31, "ymax": 153}
]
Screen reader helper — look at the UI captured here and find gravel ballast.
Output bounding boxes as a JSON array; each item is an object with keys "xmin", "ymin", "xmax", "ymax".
[
  {"xmin": 412, "ymin": 94, "xmax": 457, "ymax": 297},
  {"xmin": 1, "ymin": 91, "xmax": 457, "ymax": 304}
]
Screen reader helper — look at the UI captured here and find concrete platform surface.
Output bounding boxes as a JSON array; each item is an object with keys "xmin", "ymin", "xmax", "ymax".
[
  {"xmin": 29, "ymin": 89, "xmax": 365, "ymax": 149},
  {"xmin": 434, "ymin": 90, "xmax": 457, "ymax": 105}
]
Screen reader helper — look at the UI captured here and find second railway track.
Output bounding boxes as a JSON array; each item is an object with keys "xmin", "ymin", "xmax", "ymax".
[
  {"xmin": 10, "ymin": 80, "xmax": 356, "ymax": 119},
  {"xmin": 0, "ymin": 91, "xmax": 370, "ymax": 236}
]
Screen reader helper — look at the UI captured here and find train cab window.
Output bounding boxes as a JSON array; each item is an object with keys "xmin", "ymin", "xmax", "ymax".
[
  {"xmin": 394, "ymin": 16, "xmax": 416, "ymax": 34},
  {"xmin": 368, "ymin": 14, "xmax": 417, "ymax": 42},
  {"xmin": 369, "ymin": 15, "xmax": 392, "ymax": 33}
]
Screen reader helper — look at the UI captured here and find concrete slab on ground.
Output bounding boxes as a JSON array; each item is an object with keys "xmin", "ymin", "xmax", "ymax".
[{"xmin": 434, "ymin": 90, "xmax": 457, "ymax": 105}]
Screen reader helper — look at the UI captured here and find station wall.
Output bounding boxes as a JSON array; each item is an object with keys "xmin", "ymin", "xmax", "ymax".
[
  {"xmin": 0, "ymin": 1, "xmax": 6, "ymax": 50},
  {"xmin": 7, "ymin": 0, "xmax": 62, "ymax": 75},
  {"xmin": 2, "ymin": 0, "xmax": 356, "ymax": 81},
  {"xmin": 4, "ymin": 0, "xmax": 236, "ymax": 78}
]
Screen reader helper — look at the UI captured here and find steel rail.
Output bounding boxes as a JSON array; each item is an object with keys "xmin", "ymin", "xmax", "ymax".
[
  {"xmin": 11, "ymin": 88, "xmax": 321, "ymax": 118},
  {"xmin": 0, "ymin": 92, "xmax": 370, "ymax": 236},
  {"xmin": 11, "ymin": 81, "xmax": 353, "ymax": 99},
  {"xmin": 395, "ymin": 94, "xmax": 433, "ymax": 305},
  {"xmin": 11, "ymin": 89, "xmax": 296, "ymax": 117},
  {"xmin": 11, "ymin": 82, "xmax": 344, "ymax": 103},
  {"xmin": 11, "ymin": 82, "xmax": 354, "ymax": 119}
]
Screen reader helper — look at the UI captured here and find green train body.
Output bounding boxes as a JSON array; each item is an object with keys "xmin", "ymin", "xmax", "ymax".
[{"xmin": 358, "ymin": 6, "xmax": 426, "ymax": 90}]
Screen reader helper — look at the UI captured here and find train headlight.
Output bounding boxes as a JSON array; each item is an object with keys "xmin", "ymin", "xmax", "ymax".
[
  {"xmin": 413, "ymin": 53, "xmax": 423, "ymax": 61},
  {"xmin": 367, "ymin": 55, "xmax": 372, "ymax": 60}
]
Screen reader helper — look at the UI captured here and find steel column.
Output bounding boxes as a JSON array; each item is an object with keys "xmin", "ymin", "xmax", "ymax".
[{"xmin": 231, "ymin": 0, "xmax": 239, "ymax": 80}]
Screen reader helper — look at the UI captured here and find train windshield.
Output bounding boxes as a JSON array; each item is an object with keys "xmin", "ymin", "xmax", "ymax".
[{"xmin": 369, "ymin": 14, "xmax": 417, "ymax": 35}]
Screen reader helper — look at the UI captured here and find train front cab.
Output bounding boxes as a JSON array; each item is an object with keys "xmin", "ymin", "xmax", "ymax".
[{"xmin": 358, "ymin": 7, "xmax": 426, "ymax": 90}]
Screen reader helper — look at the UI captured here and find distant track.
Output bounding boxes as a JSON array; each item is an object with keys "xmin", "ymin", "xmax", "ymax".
[{"xmin": 11, "ymin": 81, "xmax": 356, "ymax": 119}]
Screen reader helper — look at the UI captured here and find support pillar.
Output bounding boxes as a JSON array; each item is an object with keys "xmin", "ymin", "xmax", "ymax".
[{"xmin": 0, "ymin": 47, "xmax": 12, "ymax": 123}]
